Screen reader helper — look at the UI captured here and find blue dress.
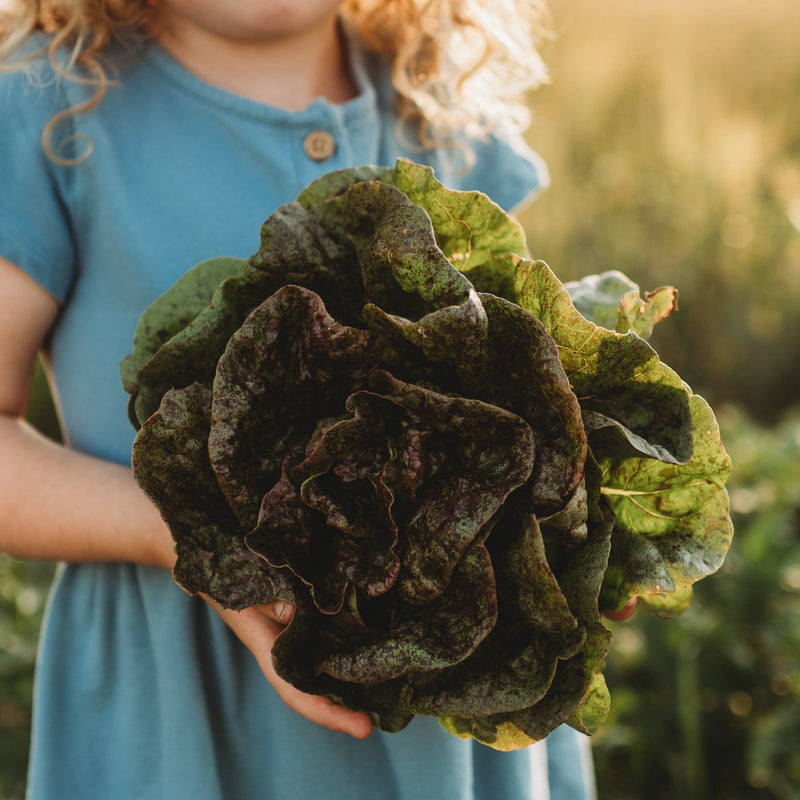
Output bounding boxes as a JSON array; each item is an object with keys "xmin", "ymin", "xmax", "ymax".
[{"xmin": 0, "ymin": 29, "xmax": 595, "ymax": 800}]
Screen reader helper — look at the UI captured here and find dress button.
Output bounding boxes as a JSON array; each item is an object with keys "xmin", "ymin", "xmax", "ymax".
[{"xmin": 303, "ymin": 130, "xmax": 337, "ymax": 162}]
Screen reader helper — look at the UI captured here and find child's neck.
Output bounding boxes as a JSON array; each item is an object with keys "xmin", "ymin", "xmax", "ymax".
[{"xmin": 155, "ymin": 12, "xmax": 358, "ymax": 110}]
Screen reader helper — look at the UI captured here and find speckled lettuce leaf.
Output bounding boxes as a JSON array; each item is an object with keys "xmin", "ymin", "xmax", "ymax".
[
  {"xmin": 319, "ymin": 179, "xmax": 475, "ymax": 316},
  {"xmin": 209, "ymin": 285, "xmax": 393, "ymax": 529},
  {"xmin": 269, "ymin": 538, "xmax": 500, "ymax": 732},
  {"xmin": 248, "ymin": 199, "xmax": 373, "ymax": 329},
  {"xmin": 599, "ymin": 392, "xmax": 733, "ymax": 608},
  {"xmin": 496, "ymin": 461, "xmax": 613, "ymax": 744},
  {"xmin": 131, "ymin": 381, "xmax": 299, "ymax": 610},
  {"xmin": 248, "ymin": 369, "xmax": 537, "ymax": 613},
  {"xmin": 515, "ymin": 259, "xmax": 693, "ymax": 466},
  {"xmin": 316, "ymin": 540, "xmax": 499, "ymax": 683},
  {"xmin": 435, "ymin": 457, "xmax": 613, "ymax": 748},
  {"xmin": 249, "ymin": 462, "xmax": 400, "ymax": 616},
  {"xmin": 295, "ymin": 164, "xmax": 396, "ymax": 208},
  {"xmin": 364, "ymin": 291, "xmax": 587, "ymax": 517},
  {"xmin": 472, "ymin": 294, "xmax": 587, "ymax": 515},
  {"xmin": 270, "ymin": 612, "xmax": 417, "ymax": 733},
  {"xmin": 257, "ymin": 177, "xmax": 474, "ymax": 332},
  {"xmin": 407, "ymin": 511, "xmax": 583, "ymax": 720},
  {"xmin": 297, "ymin": 157, "xmax": 528, "ymax": 287}
]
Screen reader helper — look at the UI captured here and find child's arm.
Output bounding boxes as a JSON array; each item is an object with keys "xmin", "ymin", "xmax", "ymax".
[
  {"xmin": 0, "ymin": 256, "xmax": 175, "ymax": 568},
  {"xmin": 0, "ymin": 254, "xmax": 372, "ymax": 739}
]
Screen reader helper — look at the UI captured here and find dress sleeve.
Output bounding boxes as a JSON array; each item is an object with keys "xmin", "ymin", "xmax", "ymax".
[
  {"xmin": 0, "ymin": 63, "xmax": 77, "ymax": 302},
  {"xmin": 460, "ymin": 125, "xmax": 551, "ymax": 214}
]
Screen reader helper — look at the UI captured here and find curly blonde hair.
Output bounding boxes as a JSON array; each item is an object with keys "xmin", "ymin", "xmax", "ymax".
[{"xmin": 0, "ymin": 0, "xmax": 550, "ymax": 166}]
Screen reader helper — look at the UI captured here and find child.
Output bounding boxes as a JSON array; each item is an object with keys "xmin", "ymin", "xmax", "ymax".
[{"xmin": 0, "ymin": 1, "xmax": 598, "ymax": 797}]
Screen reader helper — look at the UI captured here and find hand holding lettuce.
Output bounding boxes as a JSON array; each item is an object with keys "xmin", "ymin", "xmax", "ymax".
[{"xmin": 121, "ymin": 159, "xmax": 732, "ymax": 749}]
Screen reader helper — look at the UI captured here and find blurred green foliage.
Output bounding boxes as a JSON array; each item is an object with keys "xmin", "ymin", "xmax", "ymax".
[
  {"xmin": 0, "ymin": 557, "xmax": 54, "ymax": 800},
  {"xmin": 594, "ymin": 407, "xmax": 800, "ymax": 799},
  {"xmin": 0, "ymin": 361, "xmax": 59, "ymax": 800}
]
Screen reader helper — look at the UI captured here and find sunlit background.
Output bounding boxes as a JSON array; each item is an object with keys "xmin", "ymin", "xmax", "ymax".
[
  {"xmin": 2, "ymin": 0, "xmax": 799, "ymax": 798},
  {"xmin": 522, "ymin": 0, "xmax": 800, "ymax": 423}
]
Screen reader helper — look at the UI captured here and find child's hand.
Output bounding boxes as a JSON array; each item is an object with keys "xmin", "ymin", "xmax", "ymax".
[
  {"xmin": 204, "ymin": 596, "xmax": 374, "ymax": 740},
  {"xmin": 602, "ymin": 597, "xmax": 638, "ymax": 622}
]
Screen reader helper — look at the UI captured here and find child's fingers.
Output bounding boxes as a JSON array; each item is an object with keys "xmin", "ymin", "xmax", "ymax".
[
  {"xmin": 602, "ymin": 596, "xmax": 638, "ymax": 621},
  {"xmin": 204, "ymin": 597, "xmax": 373, "ymax": 739},
  {"xmin": 257, "ymin": 645, "xmax": 374, "ymax": 740},
  {"xmin": 255, "ymin": 600, "xmax": 295, "ymax": 625}
]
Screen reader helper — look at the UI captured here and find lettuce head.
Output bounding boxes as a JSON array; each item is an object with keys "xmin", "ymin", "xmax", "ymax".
[{"xmin": 121, "ymin": 159, "xmax": 733, "ymax": 749}]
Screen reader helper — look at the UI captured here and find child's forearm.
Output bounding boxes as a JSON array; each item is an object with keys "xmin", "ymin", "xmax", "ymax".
[
  {"xmin": 0, "ymin": 254, "xmax": 175, "ymax": 571},
  {"xmin": 0, "ymin": 415, "xmax": 175, "ymax": 570}
]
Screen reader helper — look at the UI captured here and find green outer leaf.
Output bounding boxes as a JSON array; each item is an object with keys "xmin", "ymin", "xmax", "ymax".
[
  {"xmin": 294, "ymin": 164, "xmax": 396, "ymax": 208},
  {"xmin": 564, "ymin": 270, "xmax": 640, "ymax": 331},
  {"xmin": 564, "ymin": 269, "xmax": 679, "ymax": 341},
  {"xmin": 121, "ymin": 257, "xmax": 250, "ymax": 427},
  {"xmin": 615, "ymin": 286, "xmax": 679, "ymax": 340},
  {"xmin": 391, "ymin": 159, "xmax": 528, "ymax": 294},
  {"xmin": 637, "ymin": 586, "xmax": 694, "ymax": 617},
  {"xmin": 567, "ymin": 672, "xmax": 611, "ymax": 735},
  {"xmin": 436, "ymin": 716, "xmax": 538, "ymax": 750},
  {"xmin": 120, "ymin": 256, "xmax": 248, "ymax": 395},
  {"xmin": 600, "ymin": 393, "xmax": 734, "ymax": 603},
  {"xmin": 132, "ymin": 382, "xmax": 227, "ymax": 549},
  {"xmin": 126, "ymin": 263, "xmax": 273, "ymax": 427},
  {"xmin": 516, "ymin": 259, "xmax": 693, "ymax": 466}
]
